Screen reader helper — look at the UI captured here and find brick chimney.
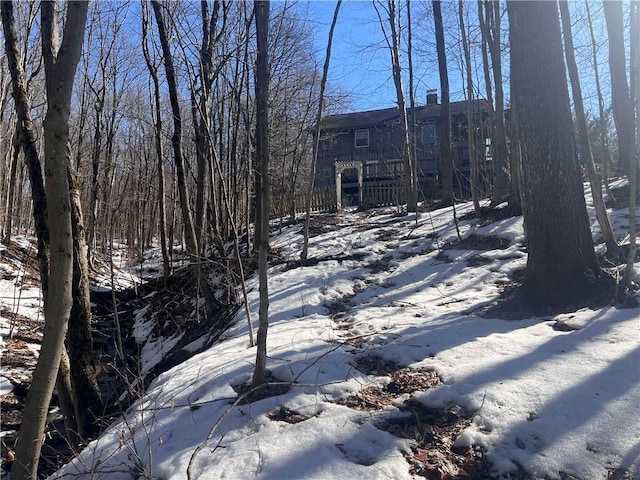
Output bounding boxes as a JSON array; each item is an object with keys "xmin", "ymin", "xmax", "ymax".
[{"xmin": 426, "ymin": 89, "xmax": 438, "ymax": 105}]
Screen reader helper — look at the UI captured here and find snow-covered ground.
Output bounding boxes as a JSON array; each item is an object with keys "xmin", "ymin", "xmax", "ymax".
[
  {"xmin": 0, "ymin": 236, "xmax": 43, "ymax": 398},
  {"xmin": 47, "ymin": 182, "xmax": 639, "ymax": 480}
]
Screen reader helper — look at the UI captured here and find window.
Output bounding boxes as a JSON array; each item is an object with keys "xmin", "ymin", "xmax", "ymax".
[
  {"xmin": 355, "ymin": 129, "xmax": 369, "ymax": 148},
  {"xmin": 485, "ymin": 137, "xmax": 493, "ymax": 162},
  {"xmin": 421, "ymin": 122, "xmax": 436, "ymax": 144},
  {"xmin": 321, "ymin": 137, "xmax": 333, "ymax": 150}
]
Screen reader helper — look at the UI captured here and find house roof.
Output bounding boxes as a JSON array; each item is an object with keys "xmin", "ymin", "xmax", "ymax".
[{"xmin": 320, "ymin": 98, "xmax": 490, "ymax": 132}]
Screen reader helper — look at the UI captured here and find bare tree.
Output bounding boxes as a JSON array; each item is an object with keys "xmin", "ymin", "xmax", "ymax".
[
  {"xmin": 619, "ymin": 0, "xmax": 638, "ymax": 305},
  {"xmin": 603, "ymin": 0, "xmax": 635, "ymax": 179},
  {"xmin": 10, "ymin": 2, "xmax": 88, "ymax": 478},
  {"xmin": 585, "ymin": 1, "xmax": 613, "ymax": 193},
  {"xmin": 433, "ymin": 0, "xmax": 453, "ymax": 205},
  {"xmin": 458, "ymin": 1, "xmax": 480, "ymax": 214},
  {"xmin": 150, "ymin": 1, "xmax": 198, "ymax": 262},
  {"xmin": 68, "ymin": 162, "xmax": 104, "ymax": 441},
  {"xmin": 1, "ymin": 1, "xmax": 86, "ymax": 446},
  {"xmin": 151, "ymin": 0, "xmax": 217, "ymax": 314},
  {"xmin": 252, "ymin": 0, "xmax": 271, "ymax": 387},
  {"xmin": 559, "ymin": 1, "xmax": 617, "ymax": 258},
  {"xmin": 302, "ymin": 0, "xmax": 342, "ymax": 262},
  {"xmin": 507, "ymin": 0, "xmax": 610, "ymax": 309},
  {"xmin": 189, "ymin": 1, "xmax": 230, "ymax": 255},
  {"xmin": 141, "ymin": 0, "xmax": 171, "ymax": 285},
  {"xmin": 374, "ymin": 0, "xmax": 417, "ymax": 213},
  {"xmin": 484, "ymin": 1, "xmax": 510, "ymax": 207},
  {"xmin": 3, "ymin": 126, "xmax": 21, "ymax": 245},
  {"xmin": 1, "ymin": 1, "xmax": 49, "ymax": 300}
]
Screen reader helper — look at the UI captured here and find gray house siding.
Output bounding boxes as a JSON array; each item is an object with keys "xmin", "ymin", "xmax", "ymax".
[{"xmin": 316, "ymin": 99, "xmax": 491, "ymax": 200}]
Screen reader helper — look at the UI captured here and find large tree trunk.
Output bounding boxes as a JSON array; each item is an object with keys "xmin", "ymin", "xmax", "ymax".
[
  {"xmin": 603, "ymin": 0, "xmax": 635, "ymax": 179},
  {"xmin": 619, "ymin": 0, "xmax": 638, "ymax": 304},
  {"xmin": 433, "ymin": 0, "xmax": 453, "ymax": 205},
  {"xmin": 10, "ymin": 3, "xmax": 88, "ymax": 478},
  {"xmin": 559, "ymin": 1, "xmax": 617, "ymax": 258},
  {"xmin": 2, "ymin": 0, "xmax": 81, "ymax": 449},
  {"xmin": 508, "ymin": 0, "xmax": 608, "ymax": 309},
  {"xmin": 68, "ymin": 168, "xmax": 103, "ymax": 440},
  {"xmin": 252, "ymin": 0, "xmax": 270, "ymax": 387}
]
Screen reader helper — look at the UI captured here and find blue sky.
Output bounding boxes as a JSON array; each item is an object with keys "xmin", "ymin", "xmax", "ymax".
[
  {"xmin": 304, "ymin": 0, "xmax": 614, "ymax": 117},
  {"xmin": 308, "ymin": 1, "xmax": 448, "ymax": 113}
]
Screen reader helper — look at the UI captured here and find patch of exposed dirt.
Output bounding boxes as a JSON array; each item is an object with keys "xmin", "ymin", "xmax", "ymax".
[
  {"xmin": 340, "ymin": 355, "xmax": 488, "ymax": 479},
  {"xmin": 458, "ymin": 206, "xmax": 520, "ymax": 228},
  {"xmin": 466, "ymin": 254, "xmax": 493, "ymax": 267},
  {"xmin": 375, "ymin": 228, "xmax": 401, "ymax": 242},
  {"xmin": 367, "ymin": 256, "xmax": 394, "ymax": 274},
  {"xmin": 0, "ymin": 241, "xmax": 41, "ymax": 288},
  {"xmin": 267, "ymin": 405, "xmax": 312, "ymax": 424},
  {"xmin": 1, "ymin": 339, "xmax": 37, "ymax": 367},
  {"xmin": 305, "ymin": 215, "xmax": 344, "ymax": 238},
  {"xmin": 434, "ymin": 251, "xmax": 453, "ymax": 264},
  {"xmin": 475, "ymin": 269, "xmax": 616, "ymax": 320},
  {"xmin": 283, "ymin": 252, "xmax": 368, "ymax": 272},
  {"xmin": 442, "ymin": 234, "xmax": 510, "ymax": 251},
  {"xmin": 352, "ymin": 354, "xmax": 402, "ymax": 376},
  {"xmin": 0, "ymin": 393, "xmax": 24, "ymax": 430},
  {"xmin": 340, "ymin": 367, "xmax": 441, "ymax": 411},
  {"xmin": 380, "ymin": 401, "xmax": 492, "ymax": 480}
]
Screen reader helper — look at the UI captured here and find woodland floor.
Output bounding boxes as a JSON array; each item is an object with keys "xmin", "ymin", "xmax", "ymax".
[{"xmin": 1, "ymin": 183, "xmax": 638, "ymax": 479}]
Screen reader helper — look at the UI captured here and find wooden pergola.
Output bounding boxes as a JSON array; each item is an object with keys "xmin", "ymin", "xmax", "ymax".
[{"xmin": 334, "ymin": 160, "xmax": 363, "ymax": 210}]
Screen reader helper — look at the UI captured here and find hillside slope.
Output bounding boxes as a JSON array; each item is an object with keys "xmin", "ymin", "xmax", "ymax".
[{"xmin": 49, "ymin": 184, "xmax": 639, "ymax": 480}]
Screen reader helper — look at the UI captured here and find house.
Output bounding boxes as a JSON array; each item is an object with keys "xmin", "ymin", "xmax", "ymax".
[{"xmin": 315, "ymin": 93, "xmax": 493, "ymax": 209}]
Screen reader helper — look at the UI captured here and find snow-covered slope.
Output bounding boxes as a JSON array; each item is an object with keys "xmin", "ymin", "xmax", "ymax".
[{"xmin": 49, "ymin": 183, "xmax": 640, "ymax": 480}]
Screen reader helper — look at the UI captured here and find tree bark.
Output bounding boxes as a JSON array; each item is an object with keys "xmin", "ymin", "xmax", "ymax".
[
  {"xmin": 407, "ymin": 0, "xmax": 418, "ymax": 216},
  {"xmin": 150, "ymin": 0, "xmax": 198, "ymax": 261},
  {"xmin": 433, "ymin": 0, "xmax": 453, "ymax": 205},
  {"xmin": 3, "ymin": 126, "xmax": 20, "ymax": 245},
  {"xmin": 477, "ymin": 0, "xmax": 495, "ymax": 178},
  {"xmin": 141, "ymin": 0, "xmax": 171, "ymax": 286},
  {"xmin": 485, "ymin": 1, "xmax": 510, "ymax": 207},
  {"xmin": 10, "ymin": 3, "xmax": 88, "ymax": 478},
  {"xmin": 152, "ymin": 0, "xmax": 216, "ymax": 315},
  {"xmin": 603, "ymin": 0, "xmax": 635, "ymax": 178},
  {"xmin": 2, "ymin": 2, "xmax": 84, "ymax": 449},
  {"xmin": 1, "ymin": 0, "xmax": 50, "ymax": 297},
  {"xmin": 508, "ymin": 0, "xmax": 608, "ymax": 309},
  {"xmin": 383, "ymin": 0, "xmax": 416, "ymax": 213},
  {"xmin": 252, "ymin": 0, "xmax": 270, "ymax": 387},
  {"xmin": 302, "ymin": 0, "xmax": 341, "ymax": 262},
  {"xmin": 68, "ymin": 168, "xmax": 103, "ymax": 440},
  {"xmin": 559, "ymin": 1, "xmax": 617, "ymax": 258},
  {"xmin": 619, "ymin": 0, "xmax": 638, "ymax": 304},
  {"xmin": 585, "ymin": 1, "xmax": 613, "ymax": 194},
  {"xmin": 458, "ymin": 1, "xmax": 480, "ymax": 214}
]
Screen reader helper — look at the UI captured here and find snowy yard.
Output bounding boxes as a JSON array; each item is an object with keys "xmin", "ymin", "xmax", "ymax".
[{"xmin": 2, "ymin": 183, "xmax": 639, "ymax": 480}]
